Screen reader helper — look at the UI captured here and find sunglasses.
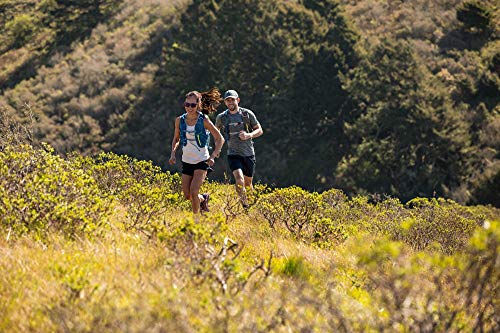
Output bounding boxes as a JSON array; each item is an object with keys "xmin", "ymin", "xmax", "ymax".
[{"xmin": 183, "ymin": 102, "xmax": 198, "ymax": 108}]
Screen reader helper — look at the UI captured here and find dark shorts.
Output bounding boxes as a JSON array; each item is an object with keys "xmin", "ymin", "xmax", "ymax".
[
  {"xmin": 227, "ymin": 155, "xmax": 256, "ymax": 177},
  {"xmin": 182, "ymin": 161, "xmax": 210, "ymax": 176}
]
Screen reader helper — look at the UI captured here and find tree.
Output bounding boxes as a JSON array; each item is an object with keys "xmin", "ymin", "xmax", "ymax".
[
  {"xmin": 456, "ymin": 0, "xmax": 494, "ymax": 36},
  {"xmin": 156, "ymin": 0, "xmax": 361, "ymax": 185},
  {"xmin": 337, "ymin": 38, "xmax": 471, "ymax": 201}
]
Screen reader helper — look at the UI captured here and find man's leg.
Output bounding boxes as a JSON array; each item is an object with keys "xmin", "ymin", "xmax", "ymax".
[
  {"xmin": 243, "ymin": 175, "xmax": 254, "ymax": 206},
  {"xmin": 233, "ymin": 169, "xmax": 249, "ymax": 207},
  {"xmin": 243, "ymin": 176, "xmax": 253, "ymax": 189},
  {"xmin": 242, "ymin": 155, "xmax": 255, "ymax": 205}
]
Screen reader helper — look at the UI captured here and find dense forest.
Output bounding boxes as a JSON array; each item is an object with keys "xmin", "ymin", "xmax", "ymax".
[{"xmin": 0, "ymin": 0, "xmax": 498, "ymax": 205}]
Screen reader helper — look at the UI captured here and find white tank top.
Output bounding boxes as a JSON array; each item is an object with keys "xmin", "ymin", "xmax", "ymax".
[{"xmin": 182, "ymin": 124, "xmax": 210, "ymax": 164}]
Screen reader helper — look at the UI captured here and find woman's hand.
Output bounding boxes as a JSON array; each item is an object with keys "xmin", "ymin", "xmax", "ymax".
[
  {"xmin": 207, "ymin": 157, "xmax": 215, "ymax": 166},
  {"xmin": 169, "ymin": 156, "xmax": 176, "ymax": 165}
]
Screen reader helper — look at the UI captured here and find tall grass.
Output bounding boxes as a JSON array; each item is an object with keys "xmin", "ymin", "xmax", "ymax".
[{"xmin": 0, "ymin": 142, "xmax": 498, "ymax": 331}]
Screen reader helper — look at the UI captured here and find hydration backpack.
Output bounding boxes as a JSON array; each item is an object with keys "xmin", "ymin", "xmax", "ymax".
[
  {"xmin": 219, "ymin": 108, "xmax": 252, "ymax": 140},
  {"xmin": 179, "ymin": 113, "xmax": 210, "ymax": 148}
]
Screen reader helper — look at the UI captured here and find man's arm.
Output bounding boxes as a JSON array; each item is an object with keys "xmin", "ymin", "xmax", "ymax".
[
  {"xmin": 214, "ymin": 114, "xmax": 223, "ymax": 132},
  {"xmin": 239, "ymin": 123, "xmax": 263, "ymax": 141},
  {"xmin": 240, "ymin": 110, "xmax": 263, "ymax": 140}
]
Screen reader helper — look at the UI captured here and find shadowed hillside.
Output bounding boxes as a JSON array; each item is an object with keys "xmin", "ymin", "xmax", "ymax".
[{"xmin": 0, "ymin": 0, "xmax": 498, "ymax": 205}]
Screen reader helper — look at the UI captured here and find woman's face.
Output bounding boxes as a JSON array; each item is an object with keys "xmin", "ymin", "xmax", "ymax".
[{"xmin": 184, "ymin": 96, "xmax": 199, "ymax": 115}]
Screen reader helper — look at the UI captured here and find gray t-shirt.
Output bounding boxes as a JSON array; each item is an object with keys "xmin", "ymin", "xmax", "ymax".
[{"xmin": 215, "ymin": 108, "xmax": 260, "ymax": 157}]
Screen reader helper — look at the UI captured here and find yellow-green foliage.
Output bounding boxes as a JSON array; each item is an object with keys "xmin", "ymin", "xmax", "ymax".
[
  {"xmin": 402, "ymin": 198, "xmax": 484, "ymax": 253},
  {"xmin": 0, "ymin": 144, "xmax": 499, "ymax": 332},
  {"xmin": 258, "ymin": 186, "xmax": 321, "ymax": 232},
  {"xmin": 4, "ymin": 13, "xmax": 38, "ymax": 45},
  {"xmin": 256, "ymin": 186, "xmax": 491, "ymax": 253},
  {"xmin": 72, "ymin": 152, "xmax": 184, "ymax": 235},
  {"xmin": 0, "ymin": 144, "xmax": 110, "ymax": 241}
]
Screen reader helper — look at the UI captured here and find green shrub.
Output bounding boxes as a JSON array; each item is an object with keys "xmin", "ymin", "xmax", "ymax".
[
  {"xmin": 159, "ymin": 215, "xmax": 271, "ymax": 296},
  {"xmin": 320, "ymin": 189, "xmax": 371, "ymax": 237},
  {"xmin": 0, "ymin": 144, "xmax": 110, "ymax": 241},
  {"xmin": 312, "ymin": 217, "xmax": 350, "ymax": 248},
  {"xmin": 352, "ymin": 220, "xmax": 499, "ymax": 331},
  {"xmin": 280, "ymin": 256, "xmax": 310, "ymax": 280},
  {"xmin": 371, "ymin": 198, "xmax": 411, "ymax": 238},
  {"xmin": 72, "ymin": 152, "xmax": 184, "ymax": 233},
  {"xmin": 257, "ymin": 186, "xmax": 321, "ymax": 236},
  {"xmin": 404, "ymin": 198, "xmax": 484, "ymax": 253},
  {"xmin": 5, "ymin": 14, "xmax": 39, "ymax": 46}
]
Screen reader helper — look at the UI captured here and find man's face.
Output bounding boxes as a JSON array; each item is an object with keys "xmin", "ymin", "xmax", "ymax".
[{"xmin": 224, "ymin": 97, "xmax": 239, "ymax": 111}]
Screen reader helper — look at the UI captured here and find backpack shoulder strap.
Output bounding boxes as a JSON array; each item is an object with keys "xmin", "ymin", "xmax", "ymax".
[
  {"xmin": 197, "ymin": 112, "xmax": 206, "ymax": 125},
  {"xmin": 239, "ymin": 108, "xmax": 252, "ymax": 132},
  {"xmin": 179, "ymin": 113, "xmax": 187, "ymax": 146},
  {"xmin": 219, "ymin": 110, "xmax": 230, "ymax": 139},
  {"xmin": 221, "ymin": 110, "xmax": 229, "ymax": 123},
  {"xmin": 194, "ymin": 112, "xmax": 210, "ymax": 148}
]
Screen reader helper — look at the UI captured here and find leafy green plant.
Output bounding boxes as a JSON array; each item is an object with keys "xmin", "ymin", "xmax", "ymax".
[
  {"xmin": 72, "ymin": 152, "xmax": 183, "ymax": 234},
  {"xmin": 280, "ymin": 256, "xmax": 310, "ymax": 280},
  {"xmin": 312, "ymin": 217, "xmax": 349, "ymax": 248},
  {"xmin": 5, "ymin": 14, "xmax": 39, "ymax": 46},
  {"xmin": 351, "ymin": 220, "xmax": 499, "ymax": 331},
  {"xmin": 160, "ymin": 215, "xmax": 271, "ymax": 297},
  {"xmin": 0, "ymin": 144, "xmax": 110, "ymax": 241},
  {"xmin": 257, "ymin": 186, "xmax": 321, "ymax": 236},
  {"xmin": 404, "ymin": 198, "xmax": 483, "ymax": 253}
]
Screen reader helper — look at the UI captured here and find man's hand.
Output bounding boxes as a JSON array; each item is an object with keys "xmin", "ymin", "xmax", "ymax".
[{"xmin": 238, "ymin": 131, "xmax": 252, "ymax": 140}]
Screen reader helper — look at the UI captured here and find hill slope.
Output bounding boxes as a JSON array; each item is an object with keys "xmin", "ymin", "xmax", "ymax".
[
  {"xmin": 0, "ymin": 142, "xmax": 499, "ymax": 331},
  {"xmin": 0, "ymin": 0, "xmax": 498, "ymax": 205}
]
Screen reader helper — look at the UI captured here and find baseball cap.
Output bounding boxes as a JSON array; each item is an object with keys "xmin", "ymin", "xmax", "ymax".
[{"xmin": 223, "ymin": 90, "xmax": 239, "ymax": 99}]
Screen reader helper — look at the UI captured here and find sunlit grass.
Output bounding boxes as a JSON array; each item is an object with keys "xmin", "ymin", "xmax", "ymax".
[{"xmin": 1, "ymin": 145, "xmax": 498, "ymax": 331}]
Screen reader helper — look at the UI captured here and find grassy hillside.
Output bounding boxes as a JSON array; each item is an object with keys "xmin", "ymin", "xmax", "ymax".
[
  {"xmin": 1, "ymin": 140, "xmax": 499, "ymax": 331},
  {"xmin": 0, "ymin": 0, "xmax": 498, "ymax": 205}
]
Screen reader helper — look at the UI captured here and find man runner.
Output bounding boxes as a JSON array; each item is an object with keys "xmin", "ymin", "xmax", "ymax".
[{"xmin": 215, "ymin": 90, "xmax": 263, "ymax": 208}]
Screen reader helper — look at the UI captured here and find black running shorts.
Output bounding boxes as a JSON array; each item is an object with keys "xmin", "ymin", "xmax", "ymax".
[
  {"xmin": 182, "ymin": 161, "xmax": 210, "ymax": 176},
  {"xmin": 227, "ymin": 155, "xmax": 256, "ymax": 177}
]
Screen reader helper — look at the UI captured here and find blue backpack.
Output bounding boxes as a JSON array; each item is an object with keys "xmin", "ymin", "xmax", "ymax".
[{"xmin": 179, "ymin": 113, "xmax": 210, "ymax": 148}]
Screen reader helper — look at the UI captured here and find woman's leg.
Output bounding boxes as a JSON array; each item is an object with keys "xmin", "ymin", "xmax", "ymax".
[
  {"xmin": 190, "ymin": 169, "xmax": 207, "ymax": 213},
  {"xmin": 182, "ymin": 174, "xmax": 193, "ymax": 201}
]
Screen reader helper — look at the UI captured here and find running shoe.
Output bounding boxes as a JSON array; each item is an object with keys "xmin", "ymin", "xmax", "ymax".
[{"xmin": 200, "ymin": 193, "xmax": 210, "ymax": 212}]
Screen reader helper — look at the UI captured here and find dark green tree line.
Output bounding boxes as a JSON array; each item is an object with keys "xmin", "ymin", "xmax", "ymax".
[
  {"xmin": 158, "ymin": 0, "xmax": 360, "ymax": 188},
  {"xmin": 337, "ymin": 39, "xmax": 472, "ymax": 201}
]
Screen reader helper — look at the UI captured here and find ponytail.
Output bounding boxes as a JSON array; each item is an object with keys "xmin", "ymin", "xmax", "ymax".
[
  {"xmin": 185, "ymin": 88, "xmax": 222, "ymax": 115},
  {"xmin": 200, "ymin": 87, "xmax": 222, "ymax": 115}
]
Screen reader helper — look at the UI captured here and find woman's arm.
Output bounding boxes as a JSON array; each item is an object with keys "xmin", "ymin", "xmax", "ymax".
[
  {"xmin": 169, "ymin": 117, "xmax": 181, "ymax": 165},
  {"xmin": 204, "ymin": 117, "xmax": 224, "ymax": 164}
]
